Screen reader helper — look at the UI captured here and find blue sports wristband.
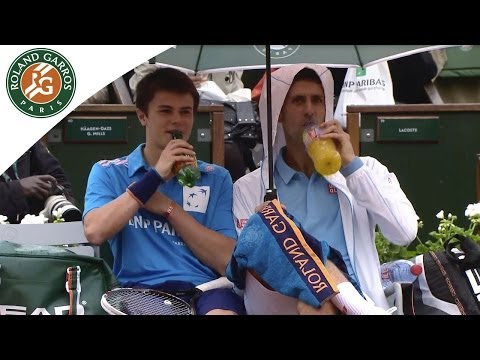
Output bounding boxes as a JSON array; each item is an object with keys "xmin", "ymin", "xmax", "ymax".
[{"xmin": 127, "ymin": 169, "xmax": 164, "ymax": 205}]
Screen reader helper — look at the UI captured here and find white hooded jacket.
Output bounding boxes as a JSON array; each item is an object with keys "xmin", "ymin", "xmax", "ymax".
[{"xmin": 232, "ymin": 64, "xmax": 418, "ymax": 310}]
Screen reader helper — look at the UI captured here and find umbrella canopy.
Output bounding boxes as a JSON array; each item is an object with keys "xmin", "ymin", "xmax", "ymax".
[
  {"xmin": 438, "ymin": 45, "xmax": 480, "ymax": 77},
  {"xmin": 154, "ymin": 45, "xmax": 461, "ymax": 198},
  {"xmin": 155, "ymin": 45, "xmax": 460, "ymax": 73}
]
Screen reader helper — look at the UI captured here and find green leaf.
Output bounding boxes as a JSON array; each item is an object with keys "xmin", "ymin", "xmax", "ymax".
[{"xmin": 377, "ymin": 208, "xmax": 480, "ymax": 262}]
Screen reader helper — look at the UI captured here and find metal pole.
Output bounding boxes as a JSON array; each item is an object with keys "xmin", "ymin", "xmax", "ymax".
[{"xmin": 264, "ymin": 45, "xmax": 277, "ymax": 201}]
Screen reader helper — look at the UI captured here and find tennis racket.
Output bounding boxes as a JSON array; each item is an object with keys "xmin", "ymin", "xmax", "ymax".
[
  {"xmin": 101, "ymin": 277, "xmax": 233, "ymax": 315},
  {"xmin": 101, "ymin": 288, "xmax": 195, "ymax": 315}
]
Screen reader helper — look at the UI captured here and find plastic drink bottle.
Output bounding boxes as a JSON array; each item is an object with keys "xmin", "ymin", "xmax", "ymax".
[
  {"xmin": 302, "ymin": 123, "xmax": 341, "ymax": 176},
  {"xmin": 171, "ymin": 131, "xmax": 201, "ymax": 187},
  {"xmin": 380, "ymin": 259, "xmax": 423, "ymax": 288}
]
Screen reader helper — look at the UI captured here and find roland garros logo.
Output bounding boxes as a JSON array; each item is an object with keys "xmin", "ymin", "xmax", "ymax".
[
  {"xmin": 254, "ymin": 45, "xmax": 300, "ymax": 59},
  {"xmin": 6, "ymin": 48, "xmax": 75, "ymax": 118}
]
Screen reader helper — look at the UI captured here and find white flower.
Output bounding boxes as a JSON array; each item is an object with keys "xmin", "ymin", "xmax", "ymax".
[
  {"xmin": 20, "ymin": 214, "xmax": 49, "ymax": 224},
  {"xmin": 0, "ymin": 215, "xmax": 9, "ymax": 224},
  {"xmin": 465, "ymin": 203, "xmax": 480, "ymax": 218},
  {"xmin": 51, "ymin": 208, "xmax": 65, "ymax": 223},
  {"xmin": 436, "ymin": 210, "xmax": 445, "ymax": 219}
]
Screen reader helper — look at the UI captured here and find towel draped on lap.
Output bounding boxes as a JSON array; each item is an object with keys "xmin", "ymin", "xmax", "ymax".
[{"xmin": 227, "ymin": 199, "xmax": 348, "ymax": 307}]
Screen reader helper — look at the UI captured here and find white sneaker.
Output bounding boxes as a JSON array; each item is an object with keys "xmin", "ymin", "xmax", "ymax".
[{"xmin": 367, "ymin": 306, "xmax": 397, "ymax": 315}]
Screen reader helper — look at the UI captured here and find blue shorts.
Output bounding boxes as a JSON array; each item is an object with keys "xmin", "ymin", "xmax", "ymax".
[
  {"xmin": 194, "ymin": 287, "xmax": 245, "ymax": 315},
  {"xmin": 132, "ymin": 280, "xmax": 245, "ymax": 315}
]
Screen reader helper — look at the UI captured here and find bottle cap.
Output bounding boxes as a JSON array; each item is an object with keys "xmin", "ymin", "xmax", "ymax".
[
  {"xmin": 302, "ymin": 123, "xmax": 322, "ymax": 146},
  {"xmin": 172, "ymin": 130, "xmax": 183, "ymax": 140},
  {"xmin": 410, "ymin": 264, "xmax": 423, "ymax": 276}
]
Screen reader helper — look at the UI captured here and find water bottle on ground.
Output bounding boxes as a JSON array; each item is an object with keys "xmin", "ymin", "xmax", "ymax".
[
  {"xmin": 302, "ymin": 123, "xmax": 341, "ymax": 176},
  {"xmin": 380, "ymin": 259, "xmax": 422, "ymax": 289},
  {"xmin": 171, "ymin": 130, "xmax": 201, "ymax": 188}
]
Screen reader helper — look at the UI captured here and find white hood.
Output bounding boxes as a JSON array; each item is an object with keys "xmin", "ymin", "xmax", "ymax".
[{"xmin": 258, "ymin": 64, "xmax": 335, "ymax": 190}]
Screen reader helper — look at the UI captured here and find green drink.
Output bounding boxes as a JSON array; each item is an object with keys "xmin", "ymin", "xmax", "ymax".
[{"xmin": 171, "ymin": 130, "xmax": 201, "ymax": 187}]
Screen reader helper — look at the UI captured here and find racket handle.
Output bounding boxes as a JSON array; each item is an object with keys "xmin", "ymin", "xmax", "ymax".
[{"xmin": 196, "ymin": 276, "xmax": 233, "ymax": 292}]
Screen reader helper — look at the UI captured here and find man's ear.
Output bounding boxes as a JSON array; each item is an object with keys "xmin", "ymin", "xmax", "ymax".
[{"xmin": 136, "ymin": 109, "xmax": 147, "ymax": 127}]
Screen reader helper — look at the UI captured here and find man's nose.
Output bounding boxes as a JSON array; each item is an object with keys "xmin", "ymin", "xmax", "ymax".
[
  {"xmin": 305, "ymin": 100, "xmax": 315, "ymax": 117},
  {"xmin": 170, "ymin": 112, "xmax": 181, "ymax": 124}
]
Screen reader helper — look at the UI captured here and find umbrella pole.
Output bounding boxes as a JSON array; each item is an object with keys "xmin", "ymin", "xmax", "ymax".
[{"xmin": 264, "ymin": 45, "xmax": 277, "ymax": 202}]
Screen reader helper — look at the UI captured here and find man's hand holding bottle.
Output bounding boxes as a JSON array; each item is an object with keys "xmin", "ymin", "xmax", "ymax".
[{"xmin": 154, "ymin": 131, "xmax": 200, "ymax": 187}]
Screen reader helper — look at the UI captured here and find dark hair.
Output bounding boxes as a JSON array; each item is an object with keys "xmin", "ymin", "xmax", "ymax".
[
  {"xmin": 293, "ymin": 67, "xmax": 323, "ymax": 85},
  {"xmin": 135, "ymin": 67, "xmax": 200, "ymax": 114}
]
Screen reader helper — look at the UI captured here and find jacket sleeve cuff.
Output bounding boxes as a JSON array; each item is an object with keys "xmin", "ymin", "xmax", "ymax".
[
  {"xmin": 340, "ymin": 157, "xmax": 363, "ymax": 177},
  {"xmin": 9, "ymin": 180, "xmax": 29, "ymax": 213}
]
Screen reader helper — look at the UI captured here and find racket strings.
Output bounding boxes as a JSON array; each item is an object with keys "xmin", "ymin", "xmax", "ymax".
[{"xmin": 105, "ymin": 289, "xmax": 195, "ymax": 315}]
